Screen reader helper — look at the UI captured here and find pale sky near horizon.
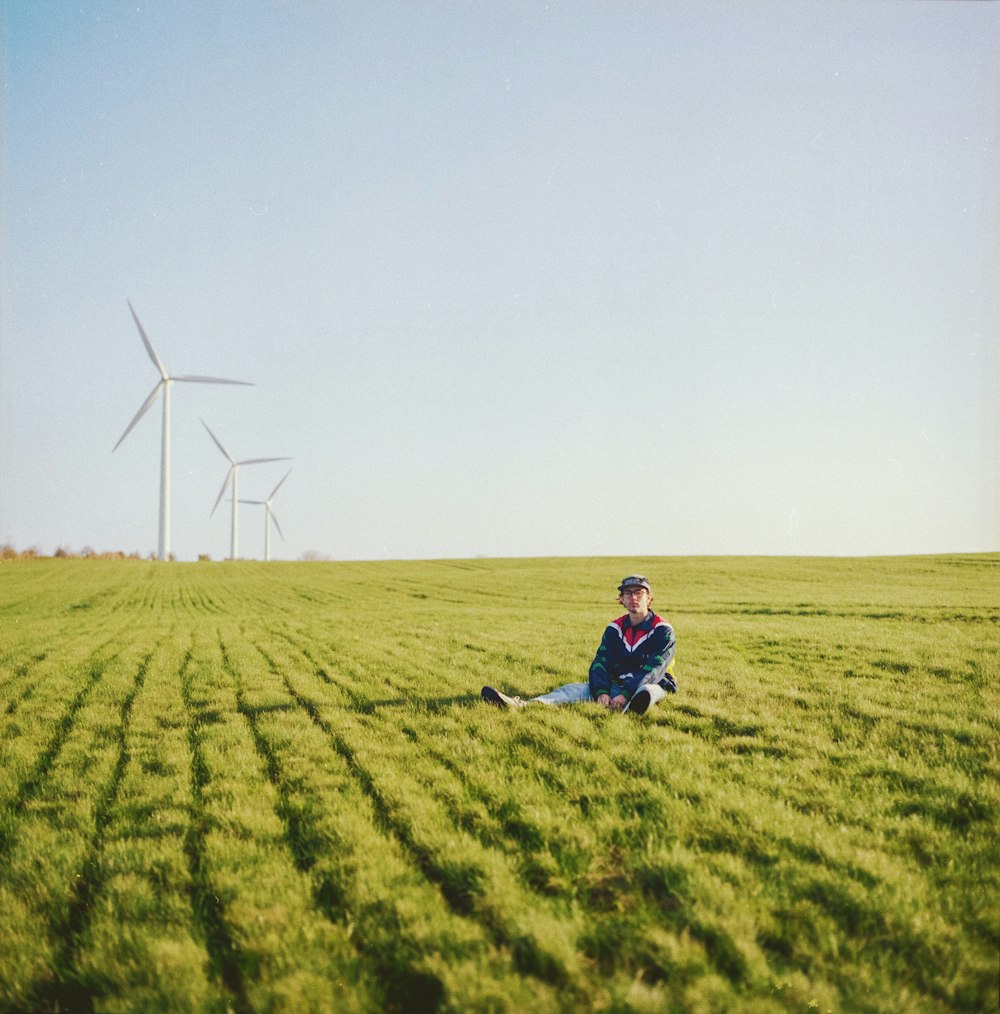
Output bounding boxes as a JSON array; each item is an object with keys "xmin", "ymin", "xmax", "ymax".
[{"xmin": 1, "ymin": 1, "xmax": 997, "ymax": 562}]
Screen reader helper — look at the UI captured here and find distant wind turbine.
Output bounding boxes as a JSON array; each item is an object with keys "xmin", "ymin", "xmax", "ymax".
[
  {"xmin": 240, "ymin": 469, "xmax": 292, "ymax": 561},
  {"xmin": 113, "ymin": 301, "xmax": 253, "ymax": 561},
  {"xmin": 202, "ymin": 421, "xmax": 291, "ymax": 560}
]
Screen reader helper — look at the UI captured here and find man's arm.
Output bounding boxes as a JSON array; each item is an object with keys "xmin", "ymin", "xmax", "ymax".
[{"xmin": 588, "ymin": 625, "xmax": 616, "ymax": 699}]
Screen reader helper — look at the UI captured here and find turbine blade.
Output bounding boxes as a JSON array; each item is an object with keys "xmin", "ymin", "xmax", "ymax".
[
  {"xmin": 175, "ymin": 374, "xmax": 254, "ymax": 386},
  {"xmin": 201, "ymin": 420, "xmax": 235, "ymax": 464},
  {"xmin": 211, "ymin": 468, "xmax": 234, "ymax": 516},
  {"xmin": 127, "ymin": 301, "xmax": 168, "ymax": 380},
  {"xmin": 239, "ymin": 499, "xmax": 265, "ymax": 505},
  {"xmin": 237, "ymin": 456, "xmax": 292, "ymax": 466},
  {"xmin": 112, "ymin": 381, "xmax": 163, "ymax": 451},
  {"xmin": 269, "ymin": 508, "xmax": 284, "ymax": 541},
  {"xmin": 269, "ymin": 468, "xmax": 292, "ymax": 499}
]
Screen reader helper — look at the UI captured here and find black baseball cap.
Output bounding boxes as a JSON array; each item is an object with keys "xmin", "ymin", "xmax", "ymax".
[{"xmin": 618, "ymin": 575, "xmax": 651, "ymax": 593}]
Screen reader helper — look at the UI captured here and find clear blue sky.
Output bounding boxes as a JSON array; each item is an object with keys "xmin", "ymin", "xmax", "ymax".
[{"xmin": 2, "ymin": 1, "xmax": 997, "ymax": 561}]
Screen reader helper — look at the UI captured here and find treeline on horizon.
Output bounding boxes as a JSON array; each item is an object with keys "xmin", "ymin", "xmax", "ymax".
[
  {"xmin": 0, "ymin": 543, "xmax": 333, "ymax": 563},
  {"xmin": 1, "ymin": 544, "xmax": 149, "ymax": 562}
]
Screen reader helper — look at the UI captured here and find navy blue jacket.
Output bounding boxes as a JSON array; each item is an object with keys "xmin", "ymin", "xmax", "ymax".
[{"xmin": 588, "ymin": 611, "xmax": 677, "ymax": 699}]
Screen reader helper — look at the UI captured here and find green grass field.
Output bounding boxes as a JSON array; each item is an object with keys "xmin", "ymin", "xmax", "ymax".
[{"xmin": 0, "ymin": 555, "xmax": 996, "ymax": 1013}]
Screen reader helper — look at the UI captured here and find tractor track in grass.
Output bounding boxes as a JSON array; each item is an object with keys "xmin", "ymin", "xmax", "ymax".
[
  {"xmin": 26, "ymin": 650, "xmax": 154, "ymax": 1013},
  {"xmin": 224, "ymin": 640, "xmax": 447, "ymax": 1011},
  {"xmin": 0, "ymin": 655, "xmax": 115, "ymax": 858},
  {"xmin": 250, "ymin": 637, "xmax": 584, "ymax": 998},
  {"xmin": 1, "ymin": 651, "xmax": 49, "ymax": 717},
  {"xmin": 178, "ymin": 646, "xmax": 251, "ymax": 1014},
  {"xmin": 0, "ymin": 631, "xmax": 124, "ymax": 722}
]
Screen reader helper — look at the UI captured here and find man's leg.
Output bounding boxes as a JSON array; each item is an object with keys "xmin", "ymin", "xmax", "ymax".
[
  {"xmin": 623, "ymin": 682, "xmax": 668, "ymax": 715},
  {"xmin": 529, "ymin": 682, "xmax": 592, "ymax": 705},
  {"xmin": 482, "ymin": 682, "xmax": 594, "ymax": 708},
  {"xmin": 481, "ymin": 686, "xmax": 527, "ymax": 708}
]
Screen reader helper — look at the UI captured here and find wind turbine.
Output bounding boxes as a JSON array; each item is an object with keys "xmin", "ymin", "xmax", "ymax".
[
  {"xmin": 113, "ymin": 301, "xmax": 253, "ymax": 561},
  {"xmin": 202, "ymin": 421, "xmax": 290, "ymax": 560},
  {"xmin": 240, "ymin": 469, "xmax": 292, "ymax": 561}
]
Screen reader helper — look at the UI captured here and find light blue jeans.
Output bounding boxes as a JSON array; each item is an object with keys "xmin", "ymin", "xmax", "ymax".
[{"xmin": 531, "ymin": 682, "xmax": 629, "ymax": 705}]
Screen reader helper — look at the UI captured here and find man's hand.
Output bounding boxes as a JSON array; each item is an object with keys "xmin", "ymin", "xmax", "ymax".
[{"xmin": 597, "ymin": 693, "xmax": 628, "ymax": 711}]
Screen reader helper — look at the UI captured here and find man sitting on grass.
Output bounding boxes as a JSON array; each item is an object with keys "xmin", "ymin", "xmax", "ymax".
[{"xmin": 481, "ymin": 575, "xmax": 677, "ymax": 715}]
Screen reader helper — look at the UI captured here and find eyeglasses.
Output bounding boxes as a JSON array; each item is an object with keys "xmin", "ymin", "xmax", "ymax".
[{"xmin": 621, "ymin": 588, "xmax": 648, "ymax": 597}]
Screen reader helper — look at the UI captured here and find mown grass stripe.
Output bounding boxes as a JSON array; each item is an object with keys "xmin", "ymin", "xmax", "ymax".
[
  {"xmin": 0, "ymin": 656, "xmax": 111, "ymax": 849},
  {"xmin": 67, "ymin": 638, "xmax": 222, "ymax": 1011},
  {"xmin": 0, "ymin": 644, "xmax": 153, "ymax": 1010},
  {"xmin": 179, "ymin": 645, "xmax": 251, "ymax": 1014},
  {"xmin": 25, "ymin": 650, "xmax": 153, "ymax": 1012}
]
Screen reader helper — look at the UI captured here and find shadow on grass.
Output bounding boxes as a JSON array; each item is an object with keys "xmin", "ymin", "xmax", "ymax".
[{"xmin": 355, "ymin": 694, "xmax": 482, "ymax": 713}]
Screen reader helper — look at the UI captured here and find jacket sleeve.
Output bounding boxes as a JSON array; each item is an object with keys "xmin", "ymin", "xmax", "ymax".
[
  {"xmin": 619, "ymin": 623, "xmax": 677, "ymax": 698},
  {"xmin": 587, "ymin": 625, "xmax": 615, "ymax": 698}
]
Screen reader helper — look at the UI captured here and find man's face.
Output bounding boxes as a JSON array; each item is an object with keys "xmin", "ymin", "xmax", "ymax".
[{"xmin": 620, "ymin": 586, "xmax": 651, "ymax": 615}]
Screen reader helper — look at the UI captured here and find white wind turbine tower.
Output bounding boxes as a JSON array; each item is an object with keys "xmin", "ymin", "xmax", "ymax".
[
  {"xmin": 202, "ymin": 421, "xmax": 291, "ymax": 560},
  {"xmin": 240, "ymin": 469, "xmax": 292, "ymax": 561},
  {"xmin": 113, "ymin": 301, "xmax": 253, "ymax": 561}
]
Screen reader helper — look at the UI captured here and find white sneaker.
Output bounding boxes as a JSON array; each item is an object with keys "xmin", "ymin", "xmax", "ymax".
[
  {"xmin": 623, "ymin": 683, "xmax": 667, "ymax": 715},
  {"xmin": 481, "ymin": 685, "xmax": 527, "ymax": 709}
]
